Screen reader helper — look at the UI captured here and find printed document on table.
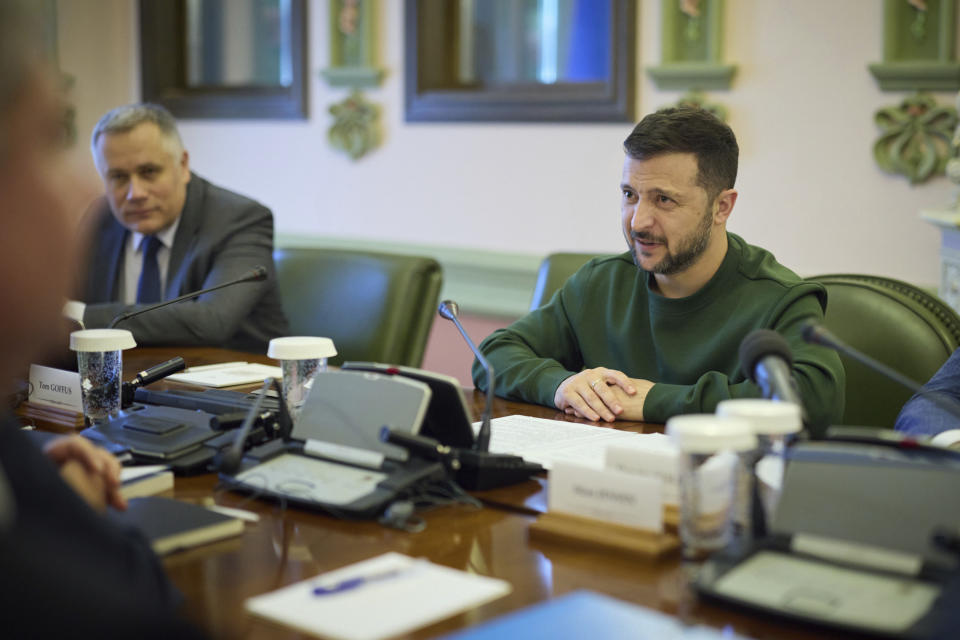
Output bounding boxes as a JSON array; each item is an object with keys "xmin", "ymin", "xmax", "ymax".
[
  {"xmin": 473, "ymin": 415, "xmax": 668, "ymax": 470},
  {"xmin": 166, "ymin": 362, "xmax": 282, "ymax": 387}
]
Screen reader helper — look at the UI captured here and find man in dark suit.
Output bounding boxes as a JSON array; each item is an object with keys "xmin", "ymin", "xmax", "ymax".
[
  {"xmin": 71, "ymin": 103, "xmax": 288, "ymax": 351},
  {"xmin": 0, "ymin": 1, "xmax": 203, "ymax": 636}
]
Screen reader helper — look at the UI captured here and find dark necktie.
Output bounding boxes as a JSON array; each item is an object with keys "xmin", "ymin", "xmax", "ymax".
[{"xmin": 136, "ymin": 235, "xmax": 163, "ymax": 304}]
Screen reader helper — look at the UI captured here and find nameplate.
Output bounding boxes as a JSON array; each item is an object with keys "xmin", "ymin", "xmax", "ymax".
[
  {"xmin": 605, "ymin": 442, "xmax": 680, "ymax": 506},
  {"xmin": 28, "ymin": 365, "xmax": 83, "ymax": 412},
  {"xmin": 549, "ymin": 462, "xmax": 662, "ymax": 532}
]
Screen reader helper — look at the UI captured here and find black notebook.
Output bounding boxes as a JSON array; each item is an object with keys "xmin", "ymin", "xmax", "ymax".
[{"xmin": 118, "ymin": 496, "xmax": 244, "ymax": 556}]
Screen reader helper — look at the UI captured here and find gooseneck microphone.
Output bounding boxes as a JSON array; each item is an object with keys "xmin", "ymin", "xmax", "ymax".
[
  {"xmin": 219, "ymin": 377, "xmax": 275, "ymax": 475},
  {"xmin": 739, "ymin": 329, "xmax": 806, "ymax": 414},
  {"xmin": 438, "ymin": 300, "xmax": 493, "ymax": 452},
  {"xmin": 801, "ymin": 320, "xmax": 960, "ymax": 424},
  {"xmin": 108, "ymin": 265, "xmax": 268, "ymax": 328}
]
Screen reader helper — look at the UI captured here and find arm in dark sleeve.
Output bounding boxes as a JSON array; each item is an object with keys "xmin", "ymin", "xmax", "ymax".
[
  {"xmin": 472, "ymin": 287, "xmax": 585, "ymax": 409},
  {"xmin": 643, "ymin": 290, "xmax": 846, "ymax": 435},
  {"xmin": 895, "ymin": 348, "xmax": 960, "ymax": 436},
  {"xmin": 0, "ymin": 421, "xmax": 203, "ymax": 637},
  {"xmin": 82, "ymin": 203, "xmax": 278, "ymax": 347}
]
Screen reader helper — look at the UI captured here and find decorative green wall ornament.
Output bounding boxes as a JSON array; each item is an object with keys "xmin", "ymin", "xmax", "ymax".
[
  {"xmin": 328, "ymin": 91, "xmax": 379, "ymax": 161},
  {"xmin": 321, "ymin": 0, "xmax": 385, "ymax": 160},
  {"xmin": 869, "ymin": 0, "xmax": 960, "ymax": 91},
  {"xmin": 874, "ymin": 92, "xmax": 957, "ymax": 184},
  {"xmin": 647, "ymin": 0, "xmax": 736, "ymax": 91},
  {"xmin": 671, "ymin": 90, "xmax": 727, "ymax": 122}
]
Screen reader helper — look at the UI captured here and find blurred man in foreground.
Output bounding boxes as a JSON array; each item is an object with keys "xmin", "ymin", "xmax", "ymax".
[{"xmin": 0, "ymin": 2, "xmax": 202, "ymax": 636}]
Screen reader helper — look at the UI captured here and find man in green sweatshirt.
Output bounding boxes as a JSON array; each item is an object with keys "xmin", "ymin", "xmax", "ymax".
[{"xmin": 473, "ymin": 108, "xmax": 844, "ymax": 435}]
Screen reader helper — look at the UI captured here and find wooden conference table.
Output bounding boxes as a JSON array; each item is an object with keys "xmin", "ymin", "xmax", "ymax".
[{"xmin": 121, "ymin": 347, "xmax": 839, "ymax": 640}]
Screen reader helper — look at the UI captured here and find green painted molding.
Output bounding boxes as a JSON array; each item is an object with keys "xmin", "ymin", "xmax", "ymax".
[
  {"xmin": 868, "ymin": 62, "xmax": 960, "ymax": 91},
  {"xmin": 275, "ymin": 234, "xmax": 541, "ymax": 319},
  {"xmin": 328, "ymin": 91, "xmax": 379, "ymax": 160},
  {"xmin": 870, "ymin": 0, "xmax": 960, "ymax": 90},
  {"xmin": 321, "ymin": 1, "xmax": 385, "ymax": 159},
  {"xmin": 873, "ymin": 92, "xmax": 957, "ymax": 184},
  {"xmin": 647, "ymin": 0, "xmax": 736, "ymax": 91},
  {"xmin": 647, "ymin": 63, "xmax": 736, "ymax": 91}
]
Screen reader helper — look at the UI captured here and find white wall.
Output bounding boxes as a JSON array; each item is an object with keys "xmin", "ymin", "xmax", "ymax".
[{"xmin": 59, "ymin": 0, "xmax": 956, "ymax": 288}]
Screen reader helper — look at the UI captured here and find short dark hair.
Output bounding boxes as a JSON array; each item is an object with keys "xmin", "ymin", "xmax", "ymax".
[{"xmin": 623, "ymin": 107, "xmax": 739, "ymax": 199}]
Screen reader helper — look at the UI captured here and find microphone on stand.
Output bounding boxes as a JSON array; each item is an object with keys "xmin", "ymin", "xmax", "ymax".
[
  {"xmin": 428, "ymin": 300, "xmax": 542, "ymax": 490},
  {"xmin": 800, "ymin": 320, "xmax": 960, "ymax": 426},
  {"xmin": 108, "ymin": 265, "xmax": 268, "ymax": 329},
  {"xmin": 438, "ymin": 300, "xmax": 493, "ymax": 452},
  {"xmin": 739, "ymin": 329, "xmax": 807, "ymax": 419},
  {"xmin": 120, "ymin": 356, "xmax": 185, "ymax": 408}
]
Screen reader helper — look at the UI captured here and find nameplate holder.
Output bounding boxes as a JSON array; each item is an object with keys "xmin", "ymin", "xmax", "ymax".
[
  {"xmin": 29, "ymin": 365, "xmax": 83, "ymax": 412},
  {"xmin": 529, "ymin": 462, "xmax": 679, "ymax": 559},
  {"xmin": 605, "ymin": 442, "xmax": 681, "ymax": 530}
]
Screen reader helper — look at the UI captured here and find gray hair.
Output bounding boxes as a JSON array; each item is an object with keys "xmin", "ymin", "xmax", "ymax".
[{"xmin": 90, "ymin": 103, "xmax": 184, "ymax": 164}]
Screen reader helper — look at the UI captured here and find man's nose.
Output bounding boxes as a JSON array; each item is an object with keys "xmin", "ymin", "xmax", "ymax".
[
  {"xmin": 630, "ymin": 204, "xmax": 655, "ymax": 232},
  {"xmin": 126, "ymin": 176, "xmax": 147, "ymax": 200}
]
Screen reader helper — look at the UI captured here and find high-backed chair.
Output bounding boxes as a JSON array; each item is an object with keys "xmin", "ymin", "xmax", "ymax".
[
  {"xmin": 808, "ymin": 274, "xmax": 960, "ymax": 428},
  {"xmin": 529, "ymin": 252, "xmax": 602, "ymax": 310},
  {"xmin": 273, "ymin": 247, "xmax": 443, "ymax": 367}
]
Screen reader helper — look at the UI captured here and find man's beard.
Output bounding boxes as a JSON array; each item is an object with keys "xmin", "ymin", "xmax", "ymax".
[{"xmin": 627, "ymin": 206, "xmax": 714, "ymax": 275}]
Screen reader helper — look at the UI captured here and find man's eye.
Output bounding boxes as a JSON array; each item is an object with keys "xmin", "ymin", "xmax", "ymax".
[{"xmin": 657, "ymin": 195, "xmax": 673, "ymax": 205}]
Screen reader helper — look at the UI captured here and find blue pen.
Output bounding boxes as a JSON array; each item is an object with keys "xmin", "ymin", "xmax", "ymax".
[{"xmin": 312, "ymin": 566, "xmax": 408, "ymax": 596}]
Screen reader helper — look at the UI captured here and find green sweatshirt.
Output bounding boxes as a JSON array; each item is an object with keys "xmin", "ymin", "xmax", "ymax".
[{"xmin": 473, "ymin": 234, "xmax": 845, "ymax": 436}]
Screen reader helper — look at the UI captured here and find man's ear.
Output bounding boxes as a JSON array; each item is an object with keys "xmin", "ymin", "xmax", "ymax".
[
  {"xmin": 713, "ymin": 188, "xmax": 738, "ymax": 224},
  {"xmin": 180, "ymin": 150, "xmax": 191, "ymax": 183}
]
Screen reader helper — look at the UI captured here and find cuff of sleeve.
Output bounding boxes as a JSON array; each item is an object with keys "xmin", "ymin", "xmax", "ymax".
[
  {"xmin": 642, "ymin": 383, "xmax": 688, "ymax": 423},
  {"xmin": 537, "ymin": 368, "xmax": 577, "ymax": 409},
  {"xmin": 63, "ymin": 300, "xmax": 86, "ymax": 328}
]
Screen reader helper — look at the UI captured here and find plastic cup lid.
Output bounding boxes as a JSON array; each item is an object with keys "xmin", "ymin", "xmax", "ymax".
[
  {"xmin": 666, "ymin": 414, "xmax": 757, "ymax": 453},
  {"xmin": 715, "ymin": 399, "xmax": 802, "ymax": 436},
  {"xmin": 69, "ymin": 329, "xmax": 137, "ymax": 352},
  {"xmin": 268, "ymin": 336, "xmax": 337, "ymax": 360}
]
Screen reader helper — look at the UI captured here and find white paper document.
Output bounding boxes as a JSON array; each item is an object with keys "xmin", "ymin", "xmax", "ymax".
[
  {"xmin": 245, "ymin": 552, "xmax": 511, "ymax": 640},
  {"xmin": 475, "ymin": 414, "xmax": 668, "ymax": 470},
  {"xmin": 166, "ymin": 362, "xmax": 282, "ymax": 387}
]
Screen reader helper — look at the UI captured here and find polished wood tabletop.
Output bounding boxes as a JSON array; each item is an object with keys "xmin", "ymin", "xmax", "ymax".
[{"xmin": 122, "ymin": 347, "xmax": 843, "ymax": 640}]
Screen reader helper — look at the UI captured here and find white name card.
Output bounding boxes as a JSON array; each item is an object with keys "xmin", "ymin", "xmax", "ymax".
[
  {"xmin": 549, "ymin": 461, "xmax": 663, "ymax": 532},
  {"xmin": 28, "ymin": 364, "xmax": 83, "ymax": 412},
  {"xmin": 605, "ymin": 442, "xmax": 681, "ymax": 505}
]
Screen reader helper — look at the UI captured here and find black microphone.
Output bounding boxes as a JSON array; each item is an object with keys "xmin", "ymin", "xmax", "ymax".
[
  {"xmin": 801, "ymin": 319, "xmax": 960, "ymax": 425},
  {"xmin": 108, "ymin": 265, "xmax": 268, "ymax": 328},
  {"xmin": 438, "ymin": 300, "xmax": 493, "ymax": 452},
  {"xmin": 219, "ymin": 377, "xmax": 276, "ymax": 475},
  {"xmin": 380, "ymin": 426, "xmax": 544, "ymax": 491},
  {"xmin": 120, "ymin": 356, "xmax": 185, "ymax": 407},
  {"xmin": 739, "ymin": 329, "xmax": 806, "ymax": 412}
]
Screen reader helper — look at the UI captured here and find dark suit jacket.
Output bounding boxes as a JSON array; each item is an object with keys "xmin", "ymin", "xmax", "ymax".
[
  {"xmin": 79, "ymin": 174, "xmax": 288, "ymax": 352},
  {"xmin": 0, "ymin": 417, "xmax": 205, "ymax": 638}
]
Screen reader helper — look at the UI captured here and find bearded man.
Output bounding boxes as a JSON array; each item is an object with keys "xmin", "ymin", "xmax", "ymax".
[{"xmin": 472, "ymin": 108, "xmax": 844, "ymax": 435}]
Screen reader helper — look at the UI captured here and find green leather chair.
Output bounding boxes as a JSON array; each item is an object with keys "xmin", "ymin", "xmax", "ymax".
[
  {"xmin": 529, "ymin": 252, "xmax": 602, "ymax": 310},
  {"xmin": 808, "ymin": 274, "xmax": 960, "ymax": 428},
  {"xmin": 273, "ymin": 247, "xmax": 443, "ymax": 367}
]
